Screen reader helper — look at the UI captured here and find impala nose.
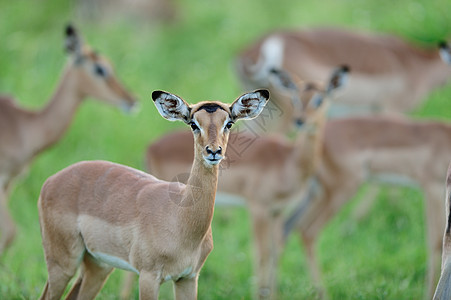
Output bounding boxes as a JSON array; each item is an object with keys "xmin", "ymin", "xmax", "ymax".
[
  {"xmin": 295, "ymin": 118, "xmax": 304, "ymax": 128},
  {"xmin": 206, "ymin": 146, "xmax": 222, "ymax": 156}
]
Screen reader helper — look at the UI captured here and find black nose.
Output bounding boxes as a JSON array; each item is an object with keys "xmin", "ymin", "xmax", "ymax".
[
  {"xmin": 295, "ymin": 119, "xmax": 304, "ymax": 128},
  {"xmin": 206, "ymin": 146, "xmax": 222, "ymax": 155}
]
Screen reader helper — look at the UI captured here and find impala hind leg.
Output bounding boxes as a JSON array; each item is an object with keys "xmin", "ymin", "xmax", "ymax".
[
  {"xmin": 39, "ymin": 210, "xmax": 85, "ymax": 299},
  {"xmin": 174, "ymin": 276, "xmax": 198, "ymax": 300},
  {"xmin": 65, "ymin": 253, "xmax": 113, "ymax": 299},
  {"xmin": 0, "ymin": 189, "xmax": 16, "ymax": 254}
]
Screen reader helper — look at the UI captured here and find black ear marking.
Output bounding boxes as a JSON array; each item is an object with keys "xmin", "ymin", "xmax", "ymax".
[
  {"xmin": 65, "ymin": 24, "xmax": 76, "ymax": 37},
  {"xmin": 151, "ymin": 90, "xmax": 165, "ymax": 102},
  {"xmin": 439, "ymin": 41, "xmax": 449, "ymax": 50}
]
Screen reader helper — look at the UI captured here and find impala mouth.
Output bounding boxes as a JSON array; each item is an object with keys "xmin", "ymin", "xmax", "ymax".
[{"xmin": 204, "ymin": 155, "xmax": 223, "ymax": 166}]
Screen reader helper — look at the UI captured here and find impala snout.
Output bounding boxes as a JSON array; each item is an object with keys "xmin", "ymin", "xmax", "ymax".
[
  {"xmin": 204, "ymin": 145, "xmax": 223, "ymax": 165},
  {"xmin": 120, "ymin": 96, "xmax": 139, "ymax": 114},
  {"xmin": 294, "ymin": 118, "xmax": 304, "ymax": 128}
]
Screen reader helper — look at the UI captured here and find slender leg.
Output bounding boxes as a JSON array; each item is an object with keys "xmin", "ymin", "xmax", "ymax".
[
  {"xmin": 139, "ymin": 271, "xmax": 160, "ymax": 300},
  {"xmin": 299, "ymin": 231, "xmax": 328, "ymax": 300},
  {"xmin": 66, "ymin": 253, "xmax": 113, "ymax": 300},
  {"xmin": 174, "ymin": 276, "xmax": 198, "ymax": 300},
  {"xmin": 0, "ymin": 188, "xmax": 16, "ymax": 254},
  {"xmin": 120, "ymin": 272, "xmax": 138, "ymax": 300},
  {"xmin": 293, "ymin": 176, "xmax": 360, "ymax": 299},
  {"xmin": 39, "ymin": 207, "xmax": 85, "ymax": 300},
  {"xmin": 39, "ymin": 262, "xmax": 76, "ymax": 300},
  {"xmin": 249, "ymin": 203, "xmax": 284, "ymax": 300}
]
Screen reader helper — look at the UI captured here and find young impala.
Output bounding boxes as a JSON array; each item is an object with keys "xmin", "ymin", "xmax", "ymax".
[
  {"xmin": 38, "ymin": 89, "xmax": 269, "ymax": 299},
  {"xmin": 139, "ymin": 67, "xmax": 348, "ymax": 299},
  {"xmin": 236, "ymin": 27, "xmax": 451, "ymax": 124},
  {"xmin": 0, "ymin": 24, "xmax": 136, "ymax": 254},
  {"xmin": 433, "ymin": 162, "xmax": 451, "ymax": 300}
]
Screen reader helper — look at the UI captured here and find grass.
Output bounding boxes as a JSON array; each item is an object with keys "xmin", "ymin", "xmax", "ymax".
[{"xmin": 0, "ymin": 0, "xmax": 451, "ymax": 298}]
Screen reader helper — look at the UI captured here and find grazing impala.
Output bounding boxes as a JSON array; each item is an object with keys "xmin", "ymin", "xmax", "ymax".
[
  {"xmin": 140, "ymin": 67, "xmax": 348, "ymax": 299},
  {"xmin": 433, "ymin": 162, "xmax": 451, "ymax": 300},
  {"xmin": 236, "ymin": 27, "xmax": 451, "ymax": 123},
  {"xmin": 38, "ymin": 89, "xmax": 269, "ymax": 299},
  {"xmin": 0, "ymin": 24, "xmax": 136, "ymax": 253}
]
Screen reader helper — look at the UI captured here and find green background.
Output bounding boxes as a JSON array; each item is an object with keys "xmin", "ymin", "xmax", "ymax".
[{"xmin": 0, "ymin": 0, "xmax": 450, "ymax": 298}]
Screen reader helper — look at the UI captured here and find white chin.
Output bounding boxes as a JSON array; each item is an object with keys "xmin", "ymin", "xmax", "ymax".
[{"xmin": 205, "ymin": 159, "xmax": 221, "ymax": 166}]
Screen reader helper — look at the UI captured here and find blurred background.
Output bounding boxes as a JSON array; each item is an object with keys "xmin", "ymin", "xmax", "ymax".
[{"xmin": 0, "ymin": 0, "xmax": 451, "ymax": 298}]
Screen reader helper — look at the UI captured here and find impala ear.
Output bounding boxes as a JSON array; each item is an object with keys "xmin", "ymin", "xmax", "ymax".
[
  {"xmin": 326, "ymin": 65, "xmax": 350, "ymax": 94},
  {"xmin": 439, "ymin": 41, "xmax": 451, "ymax": 65},
  {"xmin": 230, "ymin": 89, "xmax": 269, "ymax": 121},
  {"xmin": 64, "ymin": 23, "xmax": 83, "ymax": 57},
  {"xmin": 152, "ymin": 90, "xmax": 191, "ymax": 123}
]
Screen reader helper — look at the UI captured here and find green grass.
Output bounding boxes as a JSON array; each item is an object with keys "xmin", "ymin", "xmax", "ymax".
[{"xmin": 0, "ymin": 0, "xmax": 451, "ymax": 299}]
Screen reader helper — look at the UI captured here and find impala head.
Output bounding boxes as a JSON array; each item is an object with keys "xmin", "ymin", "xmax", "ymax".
[
  {"xmin": 439, "ymin": 41, "xmax": 451, "ymax": 65},
  {"xmin": 269, "ymin": 65, "xmax": 349, "ymax": 129},
  {"xmin": 64, "ymin": 24, "xmax": 137, "ymax": 112},
  {"xmin": 152, "ymin": 90, "xmax": 269, "ymax": 167}
]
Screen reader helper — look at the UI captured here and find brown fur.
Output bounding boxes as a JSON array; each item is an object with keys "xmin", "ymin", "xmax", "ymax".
[
  {"xmin": 292, "ymin": 116, "xmax": 451, "ymax": 299},
  {"xmin": 236, "ymin": 27, "xmax": 451, "ymax": 124}
]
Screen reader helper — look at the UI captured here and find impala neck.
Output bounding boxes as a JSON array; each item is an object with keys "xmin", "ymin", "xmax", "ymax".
[
  {"xmin": 291, "ymin": 118, "xmax": 326, "ymax": 182},
  {"xmin": 27, "ymin": 65, "xmax": 82, "ymax": 157},
  {"xmin": 180, "ymin": 150, "xmax": 219, "ymax": 243}
]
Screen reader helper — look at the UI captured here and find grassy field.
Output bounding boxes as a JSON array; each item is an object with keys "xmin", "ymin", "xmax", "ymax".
[{"xmin": 1, "ymin": 0, "xmax": 451, "ymax": 299}]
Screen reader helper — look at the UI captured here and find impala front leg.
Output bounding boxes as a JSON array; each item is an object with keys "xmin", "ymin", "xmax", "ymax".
[
  {"xmin": 250, "ymin": 203, "xmax": 284, "ymax": 300},
  {"xmin": 174, "ymin": 276, "xmax": 198, "ymax": 300},
  {"xmin": 138, "ymin": 271, "xmax": 160, "ymax": 300}
]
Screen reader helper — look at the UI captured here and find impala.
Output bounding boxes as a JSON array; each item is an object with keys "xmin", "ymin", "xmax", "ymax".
[
  {"xmin": 235, "ymin": 27, "xmax": 451, "ymax": 125},
  {"xmin": 284, "ymin": 113, "xmax": 451, "ymax": 299},
  {"xmin": 38, "ymin": 89, "xmax": 269, "ymax": 299},
  {"xmin": 433, "ymin": 162, "xmax": 451, "ymax": 300},
  {"xmin": 140, "ymin": 67, "xmax": 348, "ymax": 299},
  {"xmin": 0, "ymin": 24, "xmax": 136, "ymax": 253}
]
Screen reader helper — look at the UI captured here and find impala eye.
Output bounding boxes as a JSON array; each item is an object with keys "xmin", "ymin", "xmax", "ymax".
[
  {"xmin": 94, "ymin": 64, "xmax": 107, "ymax": 77},
  {"xmin": 190, "ymin": 122, "xmax": 199, "ymax": 131},
  {"xmin": 225, "ymin": 121, "xmax": 234, "ymax": 130}
]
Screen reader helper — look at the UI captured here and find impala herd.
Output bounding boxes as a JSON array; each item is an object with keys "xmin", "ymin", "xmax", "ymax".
[{"xmin": 1, "ymin": 23, "xmax": 451, "ymax": 300}]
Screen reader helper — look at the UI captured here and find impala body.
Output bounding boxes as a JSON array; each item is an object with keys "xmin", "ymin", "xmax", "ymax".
[
  {"xmin": 287, "ymin": 115, "xmax": 451, "ymax": 299},
  {"xmin": 235, "ymin": 27, "xmax": 451, "ymax": 132},
  {"xmin": 0, "ymin": 25, "xmax": 136, "ymax": 253},
  {"xmin": 38, "ymin": 90, "xmax": 269, "ymax": 299}
]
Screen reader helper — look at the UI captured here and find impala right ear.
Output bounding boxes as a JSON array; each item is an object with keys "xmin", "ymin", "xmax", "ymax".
[
  {"xmin": 439, "ymin": 41, "xmax": 451, "ymax": 65},
  {"xmin": 152, "ymin": 90, "xmax": 191, "ymax": 123},
  {"xmin": 64, "ymin": 24, "xmax": 82, "ymax": 56},
  {"xmin": 230, "ymin": 89, "xmax": 270, "ymax": 121},
  {"xmin": 326, "ymin": 65, "xmax": 350, "ymax": 94}
]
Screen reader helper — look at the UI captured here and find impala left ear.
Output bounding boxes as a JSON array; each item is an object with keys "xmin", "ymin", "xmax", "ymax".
[
  {"xmin": 326, "ymin": 65, "xmax": 350, "ymax": 94},
  {"xmin": 64, "ymin": 23, "xmax": 83, "ymax": 57},
  {"xmin": 230, "ymin": 89, "xmax": 270, "ymax": 121},
  {"xmin": 152, "ymin": 90, "xmax": 191, "ymax": 123},
  {"xmin": 439, "ymin": 41, "xmax": 451, "ymax": 65}
]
